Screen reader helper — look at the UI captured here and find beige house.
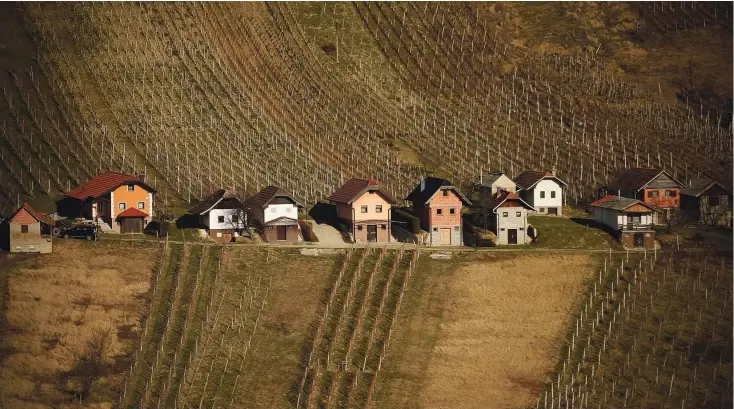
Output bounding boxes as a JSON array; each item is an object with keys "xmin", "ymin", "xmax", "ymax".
[
  {"xmin": 328, "ymin": 179, "xmax": 397, "ymax": 243},
  {"xmin": 475, "ymin": 172, "xmax": 517, "ymax": 208},
  {"xmin": 4, "ymin": 203, "xmax": 52, "ymax": 253}
]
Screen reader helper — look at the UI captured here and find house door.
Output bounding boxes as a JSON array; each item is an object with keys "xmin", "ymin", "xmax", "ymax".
[
  {"xmin": 508, "ymin": 229, "xmax": 518, "ymax": 244},
  {"xmin": 548, "ymin": 207, "xmax": 558, "ymax": 215},
  {"xmin": 367, "ymin": 225, "xmax": 378, "ymax": 242},
  {"xmin": 634, "ymin": 233, "xmax": 644, "ymax": 248},
  {"xmin": 277, "ymin": 226, "xmax": 287, "ymax": 241},
  {"xmin": 122, "ymin": 218, "xmax": 143, "ymax": 233},
  {"xmin": 222, "ymin": 233, "xmax": 233, "ymax": 243},
  {"xmin": 440, "ymin": 228, "xmax": 451, "ymax": 245}
]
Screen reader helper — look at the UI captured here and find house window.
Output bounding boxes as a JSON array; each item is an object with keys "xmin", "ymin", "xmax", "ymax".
[
  {"xmin": 540, "ymin": 207, "xmax": 546, "ymax": 213},
  {"xmin": 361, "ymin": 205, "xmax": 368, "ymax": 213},
  {"xmin": 433, "ymin": 227, "xmax": 438, "ymax": 232},
  {"xmin": 437, "ymin": 209, "xmax": 442, "ymax": 215},
  {"xmin": 449, "ymin": 208, "xmax": 455, "ymax": 214},
  {"xmin": 708, "ymin": 196, "xmax": 720, "ymax": 206},
  {"xmin": 540, "ymin": 191, "xmax": 546, "ymax": 198},
  {"xmin": 271, "ymin": 207, "xmax": 277, "ymax": 213},
  {"xmin": 368, "ymin": 191, "xmax": 375, "ymax": 194},
  {"xmin": 232, "ymin": 215, "xmax": 239, "ymax": 223},
  {"xmin": 376, "ymin": 205, "xmax": 383, "ymax": 213},
  {"xmin": 381, "ymin": 224, "xmax": 386, "ymax": 229},
  {"xmin": 500, "ymin": 228, "xmax": 505, "ymax": 231},
  {"xmin": 551, "ymin": 191, "xmax": 556, "ymax": 199},
  {"xmin": 454, "ymin": 226, "xmax": 460, "ymax": 231},
  {"xmin": 29, "ymin": 244, "xmax": 35, "ymax": 250},
  {"xmin": 357, "ymin": 225, "xmax": 363, "ymax": 231},
  {"xmin": 502, "ymin": 212, "xmax": 508, "ymax": 217},
  {"xmin": 127, "ymin": 184, "xmax": 135, "ymax": 192},
  {"xmin": 666, "ymin": 190, "xmax": 677, "ymax": 198},
  {"xmin": 649, "ymin": 190, "xmax": 659, "ymax": 198},
  {"xmin": 119, "ymin": 202, "xmax": 126, "ymax": 210},
  {"xmin": 218, "ymin": 216, "xmax": 225, "ymax": 223},
  {"xmin": 138, "ymin": 201, "xmax": 145, "ymax": 209},
  {"xmin": 216, "ymin": 232, "xmax": 222, "ymax": 238},
  {"xmin": 516, "ymin": 212, "xmax": 521, "ymax": 217},
  {"xmin": 286, "ymin": 207, "xmax": 291, "ymax": 212},
  {"xmin": 442, "ymin": 190, "xmax": 448, "ymax": 196},
  {"xmin": 21, "ymin": 225, "xmax": 29, "ymax": 233}
]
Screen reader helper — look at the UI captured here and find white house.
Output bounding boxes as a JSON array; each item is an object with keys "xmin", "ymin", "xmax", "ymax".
[
  {"xmin": 513, "ymin": 170, "xmax": 567, "ymax": 215},
  {"xmin": 188, "ymin": 189, "xmax": 246, "ymax": 243},
  {"xmin": 487, "ymin": 190, "xmax": 535, "ymax": 245},
  {"xmin": 247, "ymin": 186, "xmax": 305, "ymax": 243},
  {"xmin": 590, "ymin": 195, "xmax": 656, "ymax": 249}
]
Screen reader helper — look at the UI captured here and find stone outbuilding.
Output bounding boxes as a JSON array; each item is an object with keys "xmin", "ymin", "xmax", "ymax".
[{"xmin": 4, "ymin": 203, "xmax": 53, "ymax": 253}]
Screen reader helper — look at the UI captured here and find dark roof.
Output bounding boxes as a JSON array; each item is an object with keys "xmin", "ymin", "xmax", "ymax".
[
  {"xmin": 117, "ymin": 208, "xmax": 149, "ymax": 218},
  {"xmin": 591, "ymin": 195, "xmax": 655, "ymax": 211},
  {"xmin": 513, "ymin": 171, "xmax": 568, "ymax": 190},
  {"xmin": 247, "ymin": 186, "xmax": 304, "ymax": 209},
  {"xmin": 188, "ymin": 189, "xmax": 241, "ymax": 215},
  {"xmin": 680, "ymin": 178, "xmax": 730, "ymax": 197},
  {"xmin": 487, "ymin": 190, "xmax": 535, "ymax": 212},
  {"xmin": 405, "ymin": 177, "xmax": 471, "ymax": 206},
  {"xmin": 328, "ymin": 179, "xmax": 397, "ymax": 205},
  {"xmin": 477, "ymin": 172, "xmax": 512, "ymax": 188},
  {"xmin": 620, "ymin": 168, "xmax": 682, "ymax": 191},
  {"xmin": 65, "ymin": 172, "xmax": 156, "ymax": 200}
]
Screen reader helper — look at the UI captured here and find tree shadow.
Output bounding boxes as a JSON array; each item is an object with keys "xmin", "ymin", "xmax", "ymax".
[
  {"xmin": 569, "ymin": 217, "xmax": 598, "ymax": 228},
  {"xmin": 175, "ymin": 213, "xmax": 203, "ymax": 230}
]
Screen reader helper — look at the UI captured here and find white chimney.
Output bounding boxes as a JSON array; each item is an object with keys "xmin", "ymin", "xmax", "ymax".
[
  {"xmin": 420, "ymin": 178, "xmax": 425, "ymax": 192},
  {"xmin": 551, "ymin": 167, "xmax": 557, "ymax": 177}
]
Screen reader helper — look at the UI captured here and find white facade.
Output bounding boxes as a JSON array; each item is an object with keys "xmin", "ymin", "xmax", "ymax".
[
  {"xmin": 594, "ymin": 207, "xmax": 653, "ymax": 231},
  {"xmin": 204, "ymin": 208, "xmax": 245, "ymax": 230},
  {"xmin": 494, "ymin": 206, "xmax": 531, "ymax": 245},
  {"xmin": 263, "ymin": 203, "xmax": 298, "ymax": 223},
  {"xmin": 521, "ymin": 179, "xmax": 564, "ymax": 213},
  {"xmin": 483, "ymin": 174, "xmax": 516, "ymax": 195}
]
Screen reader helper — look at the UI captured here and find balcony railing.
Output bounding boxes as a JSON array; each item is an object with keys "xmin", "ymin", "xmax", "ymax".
[{"xmin": 618, "ymin": 223, "xmax": 654, "ymax": 231}]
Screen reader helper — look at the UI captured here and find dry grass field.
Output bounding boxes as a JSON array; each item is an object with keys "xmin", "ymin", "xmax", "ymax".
[
  {"xmin": 374, "ymin": 252, "xmax": 594, "ymax": 409},
  {"xmin": 0, "ymin": 240, "xmax": 155, "ymax": 409}
]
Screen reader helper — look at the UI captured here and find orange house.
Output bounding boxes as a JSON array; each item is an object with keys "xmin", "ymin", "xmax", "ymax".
[
  {"xmin": 58, "ymin": 172, "xmax": 156, "ymax": 233},
  {"xmin": 620, "ymin": 168, "xmax": 683, "ymax": 224},
  {"xmin": 328, "ymin": 179, "xmax": 397, "ymax": 243},
  {"xmin": 406, "ymin": 177, "xmax": 471, "ymax": 246}
]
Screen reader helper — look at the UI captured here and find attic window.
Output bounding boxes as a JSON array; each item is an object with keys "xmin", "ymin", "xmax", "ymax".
[
  {"xmin": 449, "ymin": 208, "xmax": 455, "ymax": 214},
  {"xmin": 649, "ymin": 190, "xmax": 659, "ymax": 198},
  {"xmin": 21, "ymin": 225, "xmax": 29, "ymax": 233},
  {"xmin": 551, "ymin": 191, "xmax": 556, "ymax": 199},
  {"xmin": 368, "ymin": 191, "xmax": 375, "ymax": 194},
  {"xmin": 502, "ymin": 212, "xmax": 508, "ymax": 217},
  {"xmin": 442, "ymin": 190, "xmax": 448, "ymax": 196},
  {"xmin": 127, "ymin": 184, "xmax": 135, "ymax": 192},
  {"xmin": 218, "ymin": 216, "xmax": 225, "ymax": 223},
  {"xmin": 666, "ymin": 190, "xmax": 677, "ymax": 198}
]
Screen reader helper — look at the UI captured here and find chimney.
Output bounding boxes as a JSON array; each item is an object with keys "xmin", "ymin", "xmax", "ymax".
[
  {"xmin": 551, "ymin": 167, "xmax": 556, "ymax": 177},
  {"xmin": 137, "ymin": 174, "xmax": 145, "ymax": 183},
  {"xmin": 420, "ymin": 178, "xmax": 425, "ymax": 192},
  {"xmin": 618, "ymin": 189, "xmax": 621, "ymax": 198}
]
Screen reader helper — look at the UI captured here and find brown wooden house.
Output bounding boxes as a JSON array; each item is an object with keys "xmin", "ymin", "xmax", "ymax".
[
  {"xmin": 328, "ymin": 179, "xmax": 397, "ymax": 243},
  {"xmin": 247, "ymin": 186, "xmax": 304, "ymax": 243},
  {"xmin": 619, "ymin": 168, "xmax": 683, "ymax": 224},
  {"xmin": 680, "ymin": 179, "xmax": 732, "ymax": 226},
  {"xmin": 405, "ymin": 177, "xmax": 471, "ymax": 246},
  {"xmin": 591, "ymin": 195, "xmax": 657, "ymax": 249},
  {"xmin": 4, "ymin": 203, "xmax": 53, "ymax": 253}
]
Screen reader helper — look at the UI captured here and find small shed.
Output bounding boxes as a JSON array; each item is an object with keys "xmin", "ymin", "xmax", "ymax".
[
  {"xmin": 680, "ymin": 179, "xmax": 731, "ymax": 226},
  {"xmin": 5, "ymin": 203, "xmax": 53, "ymax": 253}
]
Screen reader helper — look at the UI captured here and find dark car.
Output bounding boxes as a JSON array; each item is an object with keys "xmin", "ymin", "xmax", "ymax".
[{"xmin": 61, "ymin": 225, "xmax": 99, "ymax": 241}]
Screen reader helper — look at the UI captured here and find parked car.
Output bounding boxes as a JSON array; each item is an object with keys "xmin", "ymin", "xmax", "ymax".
[
  {"xmin": 51, "ymin": 219, "xmax": 76, "ymax": 236},
  {"xmin": 61, "ymin": 225, "xmax": 99, "ymax": 241}
]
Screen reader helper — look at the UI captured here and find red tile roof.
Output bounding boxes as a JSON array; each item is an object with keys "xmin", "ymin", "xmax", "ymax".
[
  {"xmin": 116, "ymin": 208, "xmax": 148, "ymax": 218},
  {"xmin": 65, "ymin": 172, "xmax": 156, "ymax": 200},
  {"xmin": 8, "ymin": 203, "xmax": 52, "ymax": 225},
  {"xmin": 487, "ymin": 190, "xmax": 534, "ymax": 211},
  {"xmin": 327, "ymin": 178, "xmax": 397, "ymax": 204}
]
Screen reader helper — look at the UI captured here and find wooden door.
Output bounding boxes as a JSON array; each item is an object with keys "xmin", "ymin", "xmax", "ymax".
[
  {"xmin": 440, "ymin": 228, "xmax": 451, "ymax": 245},
  {"xmin": 277, "ymin": 226, "xmax": 287, "ymax": 241},
  {"xmin": 634, "ymin": 233, "xmax": 644, "ymax": 248},
  {"xmin": 122, "ymin": 218, "xmax": 143, "ymax": 233},
  {"xmin": 548, "ymin": 207, "xmax": 558, "ymax": 215},
  {"xmin": 222, "ymin": 233, "xmax": 232, "ymax": 243},
  {"xmin": 367, "ymin": 225, "xmax": 377, "ymax": 242},
  {"xmin": 508, "ymin": 229, "xmax": 518, "ymax": 244}
]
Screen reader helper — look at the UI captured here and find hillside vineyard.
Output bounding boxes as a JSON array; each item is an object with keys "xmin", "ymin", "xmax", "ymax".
[{"xmin": 0, "ymin": 3, "xmax": 731, "ymax": 213}]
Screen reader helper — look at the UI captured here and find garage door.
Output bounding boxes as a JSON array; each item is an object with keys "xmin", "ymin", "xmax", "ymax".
[{"xmin": 121, "ymin": 218, "xmax": 143, "ymax": 233}]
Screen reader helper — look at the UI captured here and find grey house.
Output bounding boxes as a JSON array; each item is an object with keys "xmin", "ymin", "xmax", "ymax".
[{"xmin": 486, "ymin": 190, "xmax": 535, "ymax": 245}]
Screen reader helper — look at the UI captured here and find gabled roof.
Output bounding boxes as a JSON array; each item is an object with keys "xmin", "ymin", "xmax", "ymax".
[
  {"xmin": 513, "ymin": 171, "xmax": 568, "ymax": 190},
  {"xmin": 590, "ymin": 195, "xmax": 656, "ymax": 211},
  {"xmin": 328, "ymin": 179, "xmax": 397, "ymax": 205},
  {"xmin": 488, "ymin": 191, "xmax": 535, "ymax": 212},
  {"xmin": 680, "ymin": 178, "xmax": 730, "ymax": 197},
  {"xmin": 247, "ymin": 186, "xmax": 305, "ymax": 209},
  {"xmin": 8, "ymin": 202, "xmax": 52, "ymax": 225},
  {"xmin": 620, "ymin": 168, "xmax": 683, "ymax": 191},
  {"xmin": 263, "ymin": 216, "xmax": 299, "ymax": 226},
  {"xmin": 116, "ymin": 208, "xmax": 149, "ymax": 218},
  {"xmin": 405, "ymin": 177, "xmax": 471, "ymax": 206},
  {"xmin": 188, "ymin": 189, "xmax": 242, "ymax": 215},
  {"xmin": 65, "ymin": 172, "xmax": 156, "ymax": 200},
  {"xmin": 476, "ymin": 172, "xmax": 513, "ymax": 188}
]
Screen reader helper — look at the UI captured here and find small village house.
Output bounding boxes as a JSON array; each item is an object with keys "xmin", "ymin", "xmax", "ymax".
[
  {"xmin": 405, "ymin": 177, "xmax": 471, "ymax": 246},
  {"xmin": 247, "ymin": 186, "xmax": 304, "ymax": 243},
  {"xmin": 513, "ymin": 170, "xmax": 567, "ymax": 215},
  {"xmin": 4, "ymin": 203, "xmax": 53, "ymax": 253},
  {"xmin": 474, "ymin": 172, "xmax": 516, "ymax": 207},
  {"xmin": 590, "ymin": 195, "xmax": 657, "ymax": 249},
  {"xmin": 188, "ymin": 189, "xmax": 247, "ymax": 243},
  {"xmin": 680, "ymin": 179, "xmax": 732, "ymax": 226},
  {"xmin": 57, "ymin": 172, "xmax": 155, "ymax": 233},
  {"xmin": 328, "ymin": 179, "xmax": 397, "ymax": 243},
  {"xmin": 619, "ymin": 167, "xmax": 683, "ymax": 225},
  {"xmin": 485, "ymin": 190, "xmax": 535, "ymax": 245}
]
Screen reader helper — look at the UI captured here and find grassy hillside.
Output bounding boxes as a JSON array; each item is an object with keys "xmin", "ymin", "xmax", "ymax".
[{"xmin": 0, "ymin": 2, "xmax": 730, "ymax": 214}]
